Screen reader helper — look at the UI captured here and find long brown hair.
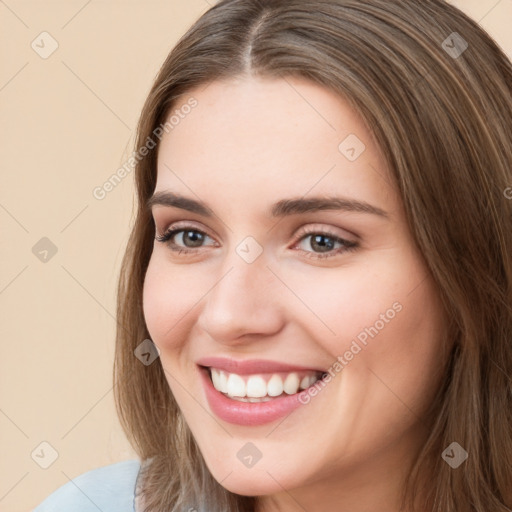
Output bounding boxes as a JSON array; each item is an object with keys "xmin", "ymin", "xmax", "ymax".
[{"xmin": 113, "ymin": 1, "xmax": 512, "ymax": 510}]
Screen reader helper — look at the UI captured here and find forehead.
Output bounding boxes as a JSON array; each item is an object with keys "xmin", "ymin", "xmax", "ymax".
[{"xmin": 154, "ymin": 76, "xmax": 396, "ymax": 216}]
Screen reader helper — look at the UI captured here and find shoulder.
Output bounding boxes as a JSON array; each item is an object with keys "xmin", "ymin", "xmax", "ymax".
[{"xmin": 33, "ymin": 459, "xmax": 142, "ymax": 512}]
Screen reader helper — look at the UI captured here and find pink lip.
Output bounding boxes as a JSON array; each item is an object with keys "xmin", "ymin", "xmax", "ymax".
[
  {"xmin": 198, "ymin": 366, "xmax": 309, "ymax": 426},
  {"xmin": 196, "ymin": 356, "xmax": 324, "ymax": 375}
]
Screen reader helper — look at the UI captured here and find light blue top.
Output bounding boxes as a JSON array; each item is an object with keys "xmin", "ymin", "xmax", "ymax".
[{"xmin": 33, "ymin": 459, "xmax": 142, "ymax": 512}]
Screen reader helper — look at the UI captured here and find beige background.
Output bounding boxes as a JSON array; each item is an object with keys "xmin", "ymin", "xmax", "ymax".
[{"xmin": 0, "ymin": 1, "xmax": 510, "ymax": 510}]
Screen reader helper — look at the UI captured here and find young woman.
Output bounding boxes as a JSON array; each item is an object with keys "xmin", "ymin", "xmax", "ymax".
[{"xmin": 34, "ymin": 1, "xmax": 512, "ymax": 511}]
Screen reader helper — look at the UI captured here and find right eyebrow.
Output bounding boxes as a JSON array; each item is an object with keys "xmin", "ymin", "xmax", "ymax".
[{"xmin": 147, "ymin": 191, "xmax": 213, "ymax": 216}]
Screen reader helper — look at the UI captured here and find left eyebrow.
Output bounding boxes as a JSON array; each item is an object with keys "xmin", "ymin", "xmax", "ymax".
[
  {"xmin": 270, "ymin": 196, "xmax": 389, "ymax": 219},
  {"xmin": 146, "ymin": 191, "xmax": 389, "ymax": 219}
]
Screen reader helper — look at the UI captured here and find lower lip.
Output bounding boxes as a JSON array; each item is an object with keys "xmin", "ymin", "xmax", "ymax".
[{"xmin": 199, "ymin": 367, "xmax": 309, "ymax": 426}]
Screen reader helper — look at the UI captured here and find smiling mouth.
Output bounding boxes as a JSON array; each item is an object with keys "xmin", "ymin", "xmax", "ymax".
[{"xmin": 202, "ymin": 366, "xmax": 328, "ymax": 402}]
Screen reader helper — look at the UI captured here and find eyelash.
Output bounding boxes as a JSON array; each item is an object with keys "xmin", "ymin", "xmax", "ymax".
[{"xmin": 155, "ymin": 224, "xmax": 358, "ymax": 260}]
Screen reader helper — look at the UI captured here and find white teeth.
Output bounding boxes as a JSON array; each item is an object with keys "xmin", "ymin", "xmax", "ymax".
[
  {"xmin": 211, "ymin": 368, "xmax": 220, "ymax": 390},
  {"xmin": 267, "ymin": 374, "xmax": 284, "ymax": 397},
  {"xmin": 299, "ymin": 375, "xmax": 310, "ymax": 390},
  {"xmin": 217, "ymin": 370, "xmax": 228, "ymax": 393},
  {"xmin": 226, "ymin": 373, "xmax": 245, "ymax": 397},
  {"xmin": 211, "ymin": 369, "xmax": 229, "ymax": 393},
  {"xmin": 283, "ymin": 373, "xmax": 300, "ymax": 394},
  {"xmin": 246, "ymin": 375, "xmax": 267, "ymax": 398},
  {"xmin": 209, "ymin": 368, "xmax": 322, "ymax": 399},
  {"xmin": 231, "ymin": 396, "xmax": 273, "ymax": 403}
]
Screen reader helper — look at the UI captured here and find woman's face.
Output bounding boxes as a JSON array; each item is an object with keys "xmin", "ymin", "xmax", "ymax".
[{"xmin": 143, "ymin": 76, "xmax": 449, "ymax": 509}]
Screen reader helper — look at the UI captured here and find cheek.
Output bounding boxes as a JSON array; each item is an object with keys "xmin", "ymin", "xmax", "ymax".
[
  {"xmin": 336, "ymin": 269, "xmax": 447, "ymax": 424},
  {"xmin": 371, "ymin": 279, "xmax": 447, "ymax": 380},
  {"xmin": 354, "ymin": 252, "xmax": 446, "ymax": 369},
  {"xmin": 294, "ymin": 253, "xmax": 446, "ymax": 386},
  {"xmin": 142, "ymin": 256, "xmax": 199, "ymax": 349},
  {"xmin": 282, "ymin": 261, "xmax": 405, "ymax": 356}
]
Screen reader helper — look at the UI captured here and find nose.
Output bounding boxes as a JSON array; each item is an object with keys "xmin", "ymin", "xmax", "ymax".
[{"xmin": 197, "ymin": 254, "xmax": 285, "ymax": 345}]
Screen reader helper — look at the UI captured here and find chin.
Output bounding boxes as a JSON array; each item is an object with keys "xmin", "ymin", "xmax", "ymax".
[{"xmin": 209, "ymin": 466, "xmax": 293, "ymax": 497}]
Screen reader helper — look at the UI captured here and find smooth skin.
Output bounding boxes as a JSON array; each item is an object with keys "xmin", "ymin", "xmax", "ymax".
[{"xmin": 142, "ymin": 75, "xmax": 450, "ymax": 512}]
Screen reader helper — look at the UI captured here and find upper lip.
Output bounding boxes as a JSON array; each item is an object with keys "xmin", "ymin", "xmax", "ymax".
[{"xmin": 196, "ymin": 356, "xmax": 325, "ymax": 375}]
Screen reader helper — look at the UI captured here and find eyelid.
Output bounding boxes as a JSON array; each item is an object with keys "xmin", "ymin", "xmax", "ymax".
[
  {"xmin": 155, "ymin": 220, "xmax": 358, "ymax": 260},
  {"xmin": 156, "ymin": 221, "xmax": 355, "ymax": 246},
  {"xmin": 154, "ymin": 222, "xmax": 219, "ymax": 254},
  {"xmin": 156, "ymin": 219, "xmax": 216, "ymax": 241},
  {"xmin": 292, "ymin": 223, "xmax": 356, "ymax": 244}
]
